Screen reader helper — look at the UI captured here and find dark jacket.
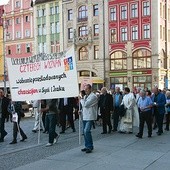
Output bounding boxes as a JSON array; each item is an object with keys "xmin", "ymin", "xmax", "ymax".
[
  {"xmin": 98, "ymin": 93, "xmax": 113, "ymax": 113},
  {"xmin": 1, "ymin": 97, "xmax": 10, "ymax": 119},
  {"xmin": 151, "ymin": 92, "xmax": 166, "ymax": 114},
  {"xmin": 58, "ymin": 98, "xmax": 76, "ymax": 114}
]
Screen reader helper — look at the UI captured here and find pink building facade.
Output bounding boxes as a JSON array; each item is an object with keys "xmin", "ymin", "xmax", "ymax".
[{"xmin": 3, "ymin": 0, "xmax": 34, "ymax": 58}]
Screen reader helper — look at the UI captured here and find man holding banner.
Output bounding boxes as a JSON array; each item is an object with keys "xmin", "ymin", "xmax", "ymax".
[{"xmin": 80, "ymin": 84, "xmax": 98, "ymax": 153}]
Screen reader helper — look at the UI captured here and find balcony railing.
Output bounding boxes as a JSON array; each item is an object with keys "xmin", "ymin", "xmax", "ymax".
[{"xmin": 77, "ymin": 17, "xmax": 88, "ymax": 22}]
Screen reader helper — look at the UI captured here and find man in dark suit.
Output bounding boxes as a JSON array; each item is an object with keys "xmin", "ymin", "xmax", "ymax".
[
  {"xmin": 112, "ymin": 87, "xmax": 123, "ymax": 132},
  {"xmin": 151, "ymin": 87, "xmax": 166, "ymax": 135},
  {"xmin": 58, "ymin": 97, "xmax": 76, "ymax": 134},
  {"xmin": 98, "ymin": 87, "xmax": 113, "ymax": 134},
  {"xmin": 0, "ymin": 89, "xmax": 10, "ymax": 142}
]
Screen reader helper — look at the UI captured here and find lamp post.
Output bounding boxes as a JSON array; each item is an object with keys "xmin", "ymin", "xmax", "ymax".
[{"xmin": 3, "ymin": 20, "xmax": 8, "ymax": 96}]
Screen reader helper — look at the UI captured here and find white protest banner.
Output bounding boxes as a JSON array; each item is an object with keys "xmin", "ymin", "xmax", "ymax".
[{"xmin": 6, "ymin": 46, "xmax": 79, "ymax": 101}]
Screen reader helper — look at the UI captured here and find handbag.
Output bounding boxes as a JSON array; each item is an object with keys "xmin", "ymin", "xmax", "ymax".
[{"xmin": 119, "ymin": 104, "xmax": 127, "ymax": 117}]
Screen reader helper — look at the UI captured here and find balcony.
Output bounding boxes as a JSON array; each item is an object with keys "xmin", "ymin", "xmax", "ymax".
[{"xmin": 77, "ymin": 17, "xmax": 88, "ymax": 22}]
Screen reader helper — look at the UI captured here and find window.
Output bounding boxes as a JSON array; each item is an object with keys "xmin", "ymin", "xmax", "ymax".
[
  {"xmin": 50, "ymin": 6, "xmax": 55, "ymax": 15},
  {"xmin": 133, "ymin": 76, "xmax": 152, "ymax": 90},
  {"xmin": 94, "ymin": 45, "xmax": 99, "ymax": 59},
  {"xmin": 6, "ymin": 19, "xmax": 11, "ymax": 26},
  {"xmin": 110, "ymin": 51, "xmax": 127, "ymax": 70},
  {"xmin": 42, "ymin": 24, "xmax": 46, "ymax": 35},
  {"xmin": 25, "ymin": 16, "xmax": 29, "ymax": 22},
  {"xmin": 121, "ymin": 6, "xmax": 127, "ymax": 19},
  {"xmin": 51, "ymin": 41, "xmax": 55, "ymax": 53},
  {"xmin": 68, "ymin": 28, "xmax": 73, "ymax": 40},
  {"xmin": 121, "ymin": 27, "xmax": 127, "ymax": 41},
  {"xmin": 143, "ymin": 1, "xmax": 150, "ymax": 16},
  {"xmin": 110, "ymin": 7, "xmax": 116, "ymax": 21},
  {"xmin": 133, "ymin": 49, "xmax": 151, "ymax": 69},
  {"xmin": 143, "ymin": 25, "xmax": 150, "ymax": 39},
  {"xmin": 38, "ymin": 42, "xmax": 46, "ymax": 53},
  {"xmin": 93, "ymin": 4, "xmax": 98, "ymax": 16},
  {"xmin": 78, "ymin": 6, "xmax": 88, "ymax": 19},
  {"xmin": 110, "ymin": 77, "xmax": 127, "ymax": 88},
  {"xmin": 110, "ymin": 29, "xmax": 117, "ymax": 43},
  {"xmin": 37, "ymin": 9, "xmax": 42, "ymax": 17},
  {"xmin": 56, "ymin": 22, "xmax": 60, "ymax": 33},
  {"xmin": 79, "ymin": 46, "xmax": 88, "ymax": 60},
  {"xmin": 132, "ymin": 26, "xmax": 138, "ymax": 40},
  {"xmin": 38, "ymin": 25, "xmax": 42, "ymax": 35},
  {"xmin": 25, "ymin": 30, "xmax": 30, "ymax": 37},
  {"xmin": 16, "ymin": 44, "xmax": 21, "ymax": 54},
  {"xmin": 16, "ymin": 31, "xmax": 21, "ymax": 38},
  {"xmin": 160, "ymin": 25, "xmax": 162, "ymax": 39},
  {"xmin": 94, "ymin": 24, "xmax": 99, "ymax": 36},
  {"xmin": 15, "ymin": 1, "xmax": 20, "ymax": 8},
  {"xmin": 131, "ymin": 4, "xmax": 138, "ymax": 18},
  {"xmin": 79, "ymin": 26, "xmax": 88, "ymax": 36},
  {"xmin": 7, "ymin": 46, "xmax": 11, "ymax": 55},
  {"xmin": 51, "ymin": 23, "xmax": 55, "ymax": 34},
  {"xmin": 42, "ymin": 9, "xmax": 46, "ymax": 16},
  {"xmin": 56, "ymin": 6, "xmax": 59, "ymax": 14},
  {"xmin": 68, "ymin": 9, "xmax": 73, "ymax": 20},
  {"xmin": 26, "ymin": 44, "xmax": 30, "ymax": 53},
  {"xmin": 16, "ymin": 18, "xmax": 20, "ymax": 24}
]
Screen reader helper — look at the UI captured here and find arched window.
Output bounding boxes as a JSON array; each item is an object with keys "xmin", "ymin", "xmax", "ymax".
[
  {"xmin": 160, "ymin": 49, "xmax": 166, "ymax": 69},
  {"xmin": 132, "ymin": 49, "xmax": 151, "ymax": 69},
  {"xmin": 79, "ymin": 46, "xmax": 88, "ymax": 60},
  {"xmin": 110, "ymin": 51, "xmax": 127, "ymax": 70},
  {"xmin": 78, "ymin": 6, "xmax": 87, "ymax": 19}
]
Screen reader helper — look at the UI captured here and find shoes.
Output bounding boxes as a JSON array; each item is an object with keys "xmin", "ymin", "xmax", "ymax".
[
  {"xmin": 46, "ymin": 143, "xmax": 53, "ymax": 147},
  {"xmin": 118, "ymin": 131, "xmax": 126, "ymax": 134},
  {"xmin": 32, "ymin": 130, "xmax": 37, "ymax": 133},
  {"xmin": 20, "ymin": 136, "xmax": 27, "ymax": 142},
  {"xmin": 86, "ymin": 149, "xmax": 92, "ymax": 153},
  {"xmin": 60, "ymin": 131, "xmax": 65, "ymax": 134},
  {"xmin": 53, "ymin": 135, "xmax": 60, "ymax": 144},
  {"xmin": 9, "ymin": 140, "xmax": 17, "ymax": 144},
  {"xmin": 112, "ymin": 129, "xmax": 117, "ymax": 132},
  {"xmin": 81, "ymin": 148, "xmax": 87, "ymax": 152},
  {"xmin": 156, "ymin": 132, "xmax": 162, "ymax": 136},
  {"xmin": 128, "ymin": 132, "xmax": 133, "ymax": 134},
  {"xmin": 136, "ymin": 134, "xmax": 142, "ymax": 138},
  {"xmin": 164, "ymin": 128, "xmax": 169, "ymax": 131},
  {"xmin": 101, "ymin": 132, "xmax": 107, "ymax": 134}
]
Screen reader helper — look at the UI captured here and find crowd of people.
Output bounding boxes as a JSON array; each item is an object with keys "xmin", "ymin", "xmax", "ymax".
[{"xmin": 0, "ymin": 85, "xmax": 170, "ymax": 154}]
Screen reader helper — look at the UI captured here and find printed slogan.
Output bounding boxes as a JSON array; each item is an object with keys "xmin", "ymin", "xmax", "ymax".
[{"xmin": 6, "ymin": 47, "xmax": 79, "ymax": 101}]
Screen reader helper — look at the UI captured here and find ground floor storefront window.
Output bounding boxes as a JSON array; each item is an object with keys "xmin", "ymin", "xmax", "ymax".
[
  {"xmin": 133, "ymin": 76, "xmax": 152, "ymax": 90},
  {"xmin": 110, "ymin": 77, "xmax": 128, "ymax": 90}
]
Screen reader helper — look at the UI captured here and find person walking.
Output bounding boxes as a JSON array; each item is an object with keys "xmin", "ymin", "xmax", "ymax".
[
  {"xmin": 8, "ymin": 100, "xmax": 27, "ymax": 144},
  {"xmin": 79, "ymin": 84, "xmax": 98, "ymax": 153},
  {"xmin": 0, "ymin": 89, "xmax": 10, "ymax": 142},
  {"xmin": 98, "ymin": 87, "xmax": 113, "ymax": 134},
  {"xmin": 136, "ymin": 90, "xmax": 153, "ymax": 138},
  {"xmin": 41, "ymin": 99, "xmax": 60, "ymax": 146}
]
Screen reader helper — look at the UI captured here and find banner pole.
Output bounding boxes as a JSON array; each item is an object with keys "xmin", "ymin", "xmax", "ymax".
[
  {"xmin": 78, "ymin": 100, "xmax": 81, "ymax": 145},
  {"xmin": 38, "ymin": 101, "xmax": 41, "ymax": 145}
]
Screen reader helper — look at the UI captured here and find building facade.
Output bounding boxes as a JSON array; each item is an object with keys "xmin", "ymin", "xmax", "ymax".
[
  {"xmin": 4, "ymin": 0, "xmax": 34, "ymax": 59},
  {"xmin": 34, "ymin": 0, "xmax": 63, "ymax": 55},
  {"xmin": 62, "ymin": 0, "xmax": 108, "ymax": 90},
  {"xmin": 108, "ymin": 0, "xmax": 170, "ymax": 90},
  {"xmin": 0, "ymin": 5, "xmax": 4, "ymax": 82}
]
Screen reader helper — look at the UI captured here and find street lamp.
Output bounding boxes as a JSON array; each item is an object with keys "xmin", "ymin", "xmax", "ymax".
[{"xmin": 3, "ymin": 20, "xmax": 9, "ymax": 96}]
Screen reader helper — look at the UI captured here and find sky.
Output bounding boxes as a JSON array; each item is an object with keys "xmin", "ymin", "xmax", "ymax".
[{"xmin": 0, "ymin": 0, "xmax": 9, "ymax": 6}]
